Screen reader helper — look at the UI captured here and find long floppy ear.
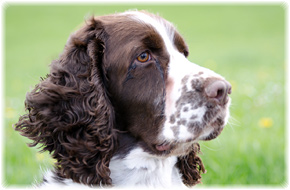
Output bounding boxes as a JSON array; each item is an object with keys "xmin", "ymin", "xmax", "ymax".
[
  {"xmin": 15, "ymin": 17, "xmax": 117, "ymax": 186},
  {"xmin": 176, "ymin": 143, "xmax": 206, "ymax": 186}
]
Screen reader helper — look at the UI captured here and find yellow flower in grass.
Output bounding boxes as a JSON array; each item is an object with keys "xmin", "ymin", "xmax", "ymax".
[{"xmin": 259, "ymin": 117, "xmax": 273, "ymax": 128}]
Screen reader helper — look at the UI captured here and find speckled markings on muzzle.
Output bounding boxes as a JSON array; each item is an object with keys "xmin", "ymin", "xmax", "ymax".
[{"xmin": 160, "ymin": 49, "xmax": 231, "ymax": 147}]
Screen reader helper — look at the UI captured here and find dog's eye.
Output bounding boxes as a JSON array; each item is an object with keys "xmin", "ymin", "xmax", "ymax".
[{"xmin": 137, "ymin": 52, "xmax": 151, "ymax": 63}]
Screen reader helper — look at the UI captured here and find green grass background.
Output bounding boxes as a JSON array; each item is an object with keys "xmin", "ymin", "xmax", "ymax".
[{"xmin": 3, "ymin": 3, "xmax": 286, "ymax": 187}]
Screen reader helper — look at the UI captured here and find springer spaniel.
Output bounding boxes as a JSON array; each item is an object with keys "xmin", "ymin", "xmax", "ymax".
[{"xmin": 15, "ymin": 11, "xmax": 231, "ymax": 188}]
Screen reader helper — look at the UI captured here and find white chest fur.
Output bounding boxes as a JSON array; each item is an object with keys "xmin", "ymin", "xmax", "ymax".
[
  {"xmin": 109, "ymin": 147, "xmax": 185, "ymax": 188},
  {"xmin": 40, "ymin": 147, "xmax": 186, "ymax": 188}
]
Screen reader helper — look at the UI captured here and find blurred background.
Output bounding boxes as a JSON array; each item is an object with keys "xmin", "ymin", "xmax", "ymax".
[{"xmin": 3, "ymin": 3, "xmax": 286, "ymax": 187}]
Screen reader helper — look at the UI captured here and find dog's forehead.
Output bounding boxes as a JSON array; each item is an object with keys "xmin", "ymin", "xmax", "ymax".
[
  {"xmin": 99, "ymin": 11, "xmax": 184, "ymax": 55},
  {"xmin": 122, "ymin": 11, "xmax": 176, "ymax": 50}
]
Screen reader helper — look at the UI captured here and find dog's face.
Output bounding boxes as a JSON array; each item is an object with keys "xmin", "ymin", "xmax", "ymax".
[{"xmin": 98, "ymin": 11, "xmax": 231, "ymax": 156}]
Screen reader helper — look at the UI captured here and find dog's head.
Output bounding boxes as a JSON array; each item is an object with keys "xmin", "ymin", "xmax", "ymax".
[{"xmin": 15, "ymin": 11, "xmax": 231, "ymax": 187}]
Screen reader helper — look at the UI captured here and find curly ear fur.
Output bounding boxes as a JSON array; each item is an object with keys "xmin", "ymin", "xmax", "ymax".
[
  {"xmin": 177, "ymin": 143, "xmax": 206, "ymax": 187},
  {"xmin": 15, "ymin": 18, "xmax": 117, "ymax": 186}
]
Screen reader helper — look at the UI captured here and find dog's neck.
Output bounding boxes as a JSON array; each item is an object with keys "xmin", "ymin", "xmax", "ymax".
[{"xmin": 110, "ymin": 137, "xmax": 185, "ymax": 188}]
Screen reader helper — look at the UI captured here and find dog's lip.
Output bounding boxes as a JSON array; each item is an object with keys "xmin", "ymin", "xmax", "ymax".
[
  {"xmin": 155, "ymin": 142, "xmax": 172, "ymax": 152},
  {"xmin": 155, "ymin": 138, "xmax": 196, "ymax": 152}
]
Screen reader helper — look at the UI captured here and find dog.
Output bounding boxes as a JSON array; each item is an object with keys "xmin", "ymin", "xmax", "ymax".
[{"xmin": 15, "ymin": 10, "xmax": 231, "ymax": 188}]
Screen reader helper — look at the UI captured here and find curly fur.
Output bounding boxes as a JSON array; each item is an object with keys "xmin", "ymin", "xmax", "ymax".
[
  {"xmin": 15, "ymin": 18, "xmax": 118, "ymax": 186},
  {"xmin": 15, "ymin": 15, "xmax": 207, "ymax": 187}
]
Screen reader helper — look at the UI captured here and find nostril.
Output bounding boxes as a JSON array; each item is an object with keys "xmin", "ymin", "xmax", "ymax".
[
  {"xmin": 205, "ymin": 81, "xmax": 226, "ymax": 98},
  {"xmin": 216, "ymin": 89, "xmax": 225, "ymax": 101},
  {"xmin": 205, "ymin": 80, "xmax": 231, "ymax": 105}
]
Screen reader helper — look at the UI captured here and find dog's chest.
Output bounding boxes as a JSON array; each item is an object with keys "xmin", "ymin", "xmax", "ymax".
[{"xmin": 109, "ymin": 147, "xmax": 184, "ymax": 188}]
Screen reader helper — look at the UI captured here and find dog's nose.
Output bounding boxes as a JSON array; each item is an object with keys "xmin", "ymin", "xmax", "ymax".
[{"xmin": 205, "ymin": 80, "xmax": 231, "ymax": 105}]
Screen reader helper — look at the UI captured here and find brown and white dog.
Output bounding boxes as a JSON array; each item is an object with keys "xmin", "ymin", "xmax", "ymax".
[{"xmin": 15, "ymin": 11, "xmax": 231, "ymax": 188}]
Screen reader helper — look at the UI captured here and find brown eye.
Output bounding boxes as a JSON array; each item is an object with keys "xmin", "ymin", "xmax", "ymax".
[{"xmin": 137, "ymin": 52, "xmax": 151, "ymax": 63}]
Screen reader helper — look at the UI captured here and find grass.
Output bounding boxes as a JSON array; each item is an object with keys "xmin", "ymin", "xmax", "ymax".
[{"xmin": 3, "ymin": 3, "xmax": 286, "ymax": 187}]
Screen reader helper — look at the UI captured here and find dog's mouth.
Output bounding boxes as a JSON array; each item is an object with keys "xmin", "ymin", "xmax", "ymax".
[
  {"xmin": 155, "ymin": 142, "xmax": 172, "ymax": 152},
  {"xmin": 155, "ymin": 104, "xmax": 230, "ymax": 156},
  {"xmin": 154, "ymin": 140, "xmax": 197, "ymax": 156}
]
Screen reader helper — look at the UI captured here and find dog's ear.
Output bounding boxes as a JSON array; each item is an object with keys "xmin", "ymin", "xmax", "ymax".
[
  {"xmin": 177, "ymin": 143, "xmax": 206, "ymax": 186},
  {"xmin": 15, "ymin": 17, "xmax": 117, "ymax": 186}
]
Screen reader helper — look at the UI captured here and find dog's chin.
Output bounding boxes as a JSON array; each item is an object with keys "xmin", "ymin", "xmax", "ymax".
[{"xmin": 153, "ymin": 127, "xmax": 225, "ymax": 157}]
